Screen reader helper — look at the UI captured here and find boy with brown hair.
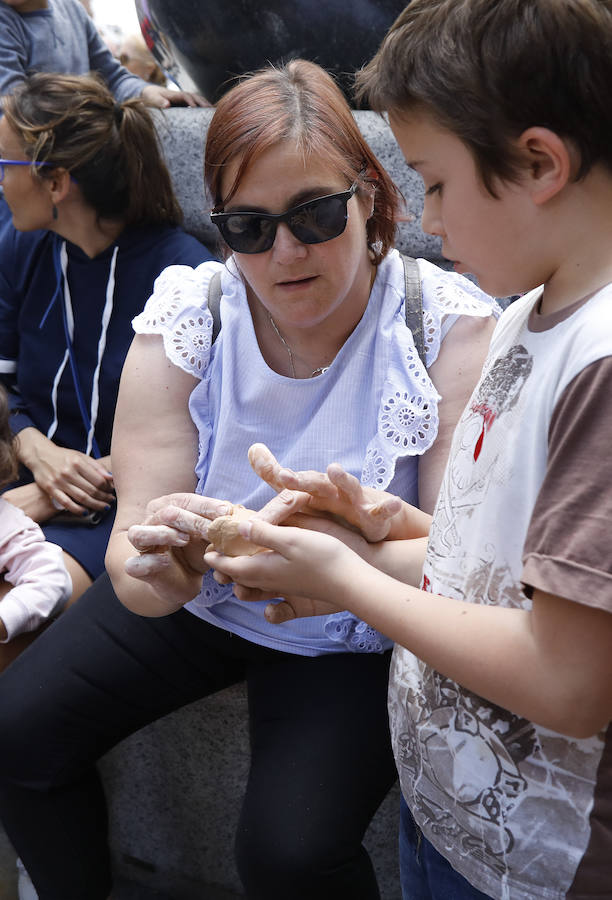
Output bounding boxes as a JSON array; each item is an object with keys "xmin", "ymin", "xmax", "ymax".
[{"xmin": 207, "ymin": 1, "xmax": 612, "ymax": 896}]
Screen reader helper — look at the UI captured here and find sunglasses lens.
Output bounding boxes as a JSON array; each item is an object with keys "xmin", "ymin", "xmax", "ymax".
[
  {"xmin": 219, "ymin": 214, "xmax": 276, "ymax": 254},
  {"xmin": 213, "ymin": 187, "xmax": 353, "ymax": 254},
  {"xmin": 289, "ymin": 195, "xmax": 348, "ymax": 245}
]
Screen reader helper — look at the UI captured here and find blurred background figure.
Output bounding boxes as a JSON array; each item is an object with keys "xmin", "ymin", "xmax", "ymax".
[
  {"xmin": 118, "ymin": 32, "xmax": 166, "ymax": 86},
  {"xmin": 0, "ymin": 72, "xmax": 213, "ymax": 622},
  {"xmin": 0, "ymin": 0, "xmax": 206, "ymax": 107},
  {"xmin": 90, "ymin": 0, "xmax": 133, "ymax": 57}
]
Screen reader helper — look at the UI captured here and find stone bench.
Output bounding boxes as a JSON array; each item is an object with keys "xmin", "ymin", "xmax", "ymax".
[{"xmin": 99, "ymin": 106, "xmax": 442, "ymax": 900}]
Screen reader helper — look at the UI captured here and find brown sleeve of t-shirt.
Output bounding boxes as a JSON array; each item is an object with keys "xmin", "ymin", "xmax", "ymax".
[{"xmin": 521, "ymin": 357, "xmax": 612, "ymax": 611}]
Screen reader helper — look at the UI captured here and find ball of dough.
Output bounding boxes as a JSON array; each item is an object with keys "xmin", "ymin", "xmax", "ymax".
[{"xmin": 206, "ymin": 504, "xmax": 264, "ymax": 557}]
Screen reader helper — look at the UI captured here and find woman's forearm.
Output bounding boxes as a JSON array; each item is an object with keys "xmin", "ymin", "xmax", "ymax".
[
  {"xmin": 14, "ymin": 426, "xmax": 47, "ymax": 470},
  {"xmin": 366, "ymin": 536, "xmax": 428, "ymax": 585},
  {"xmin": 106, "ymin": 529, "xmax": 198, "ymax": 617}
]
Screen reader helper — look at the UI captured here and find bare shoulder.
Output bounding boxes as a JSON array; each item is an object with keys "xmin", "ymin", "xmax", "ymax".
[{"xmin": 430, "ymin": 314, "xmax": 496, "ymax": 395}]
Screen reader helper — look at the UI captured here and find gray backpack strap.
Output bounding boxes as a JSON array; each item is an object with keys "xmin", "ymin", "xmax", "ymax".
[
  {"xmin": 208, "ymin": 270, "xmax": 223, "ymax": 343},
  {"xmin": 400, "ymin": 254, "xmax": 426, "ymax": 368}
]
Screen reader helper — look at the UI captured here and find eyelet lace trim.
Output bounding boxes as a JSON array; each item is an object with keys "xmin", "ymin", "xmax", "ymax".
[
  {"xmin": 361, "ymin": 259, "xmax": 499, "ymax": 493},
  {"xmin": 324, "ymin": 612, "xmax": 386, "ymax": 653},
  {"xmin": 197, "ymin": 572, "xmax": 228, "ymax": 608},
  {"xmin": 132, "ymin": 263, "xmax": 218, "ymax": 377},
  {"xmin": 424, "ymin": 261, "xmax": 501, "ymax": 363},
  {"xmin": 362, "ymin": 313, "xmax": 439, "ymax": 490}
]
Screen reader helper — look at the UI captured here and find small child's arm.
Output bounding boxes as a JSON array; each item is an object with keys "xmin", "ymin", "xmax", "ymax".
[{"xmin": 0, "ymin": 503, "xmax": 71, "ymax": 642}]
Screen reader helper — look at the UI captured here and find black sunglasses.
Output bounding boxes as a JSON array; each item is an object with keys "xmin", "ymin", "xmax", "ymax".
[{"xmin": 210, "ymin": 182, "xmax": 359, "ymax": 254}]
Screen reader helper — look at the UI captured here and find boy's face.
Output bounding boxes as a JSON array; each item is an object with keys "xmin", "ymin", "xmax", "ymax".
[
  {"xmin": 389, "ymin": 111, "xmax": 540, "ymax": 299},
  {"xmin": 2, "ymin": 0, "xmax": 48, "ymax": 10}
]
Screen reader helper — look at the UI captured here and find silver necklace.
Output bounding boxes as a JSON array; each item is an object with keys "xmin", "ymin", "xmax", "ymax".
[{"xmin": 268, "ymin": 314, "xmax": 331, "ymax": 378}]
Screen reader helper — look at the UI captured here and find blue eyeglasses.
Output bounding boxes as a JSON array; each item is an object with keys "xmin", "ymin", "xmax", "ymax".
[{"xmin": 0, "ymin": 159, "xmax": 51, "ymax": 183}]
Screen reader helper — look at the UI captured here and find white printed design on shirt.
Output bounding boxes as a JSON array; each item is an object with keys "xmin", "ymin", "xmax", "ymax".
[{"xmin": 391, "ymin": 343, "xmax": 604, "ymax": 900}]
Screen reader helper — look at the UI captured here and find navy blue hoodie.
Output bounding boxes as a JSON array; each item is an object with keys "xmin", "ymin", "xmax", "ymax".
[{"xmin": 0, "ymin": 206, "xmax": 213, "ymax": 456}]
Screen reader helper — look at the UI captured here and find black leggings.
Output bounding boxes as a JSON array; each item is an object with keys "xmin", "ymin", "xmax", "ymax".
[{"xmin": 0, "ymin": 573, "xmax": 397, "ymax": 900}]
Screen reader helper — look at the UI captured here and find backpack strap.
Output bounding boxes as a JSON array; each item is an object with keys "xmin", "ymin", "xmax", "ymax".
[
  {"xmin": 208, "ymin": 270, "xmax": 223, "ymax": 343},
  {"xmin": 207, "ymin": 258, "xmax": 426, "ymax": 367},
  {"xmin": 400, "ymin": 253, "xmax": 426, "ymax": 368}
]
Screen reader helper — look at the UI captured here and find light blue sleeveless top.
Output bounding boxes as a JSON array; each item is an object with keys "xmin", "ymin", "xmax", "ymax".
[{"xmin": 133, "ymin": 250, "xmax": 497, "ymax": 655}]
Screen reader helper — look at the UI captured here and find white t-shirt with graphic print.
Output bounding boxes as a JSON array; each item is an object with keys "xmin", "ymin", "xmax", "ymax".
[{"xmin": 389, "ymin": 284, "xmax": 612, "ymax": 899}]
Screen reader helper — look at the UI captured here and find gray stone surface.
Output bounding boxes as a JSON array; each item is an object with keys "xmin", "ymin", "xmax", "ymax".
[{"xmin": 0, "ymin": 824, "xmax": 17, "ymax": 899}]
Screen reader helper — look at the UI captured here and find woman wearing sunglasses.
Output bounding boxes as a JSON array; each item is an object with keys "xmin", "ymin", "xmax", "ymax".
[
  {"xmin": 0, "ymin": 61, "xmax": 497, "ymax": 899},
  {"xmin": 0, "ymin": 73, "xmax": 212, "ymax": 663}
]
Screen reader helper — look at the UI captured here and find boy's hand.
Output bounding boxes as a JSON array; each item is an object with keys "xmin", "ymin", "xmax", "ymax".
[
  {"xmin": 248, "ymin": 443, "xmax": 406, "ymax": 541},
  {"xmin": 204, "ymin": 516, "xmax": 362, "ymax": 622}
]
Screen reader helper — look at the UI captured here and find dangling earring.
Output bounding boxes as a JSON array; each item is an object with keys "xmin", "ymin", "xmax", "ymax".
[{"xmin": 52, "ymin": 204, "xmax": 58, "ymax": 221}]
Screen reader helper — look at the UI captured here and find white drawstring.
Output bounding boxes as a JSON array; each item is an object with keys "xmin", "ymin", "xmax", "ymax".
[
  {"xmin": 46, "ymin": 242, "xmax": 72, "ymax": 441},
  {"xmin": 87, "ymin": 245, "xmax": 118, "ymax": 455},
  {"xmin": 45, "ymin": 241, "xmax": 118, "ymax": 455},
  {"xmin": 46, "ymin": 348, "xmax": 69, "ymax": 442}
]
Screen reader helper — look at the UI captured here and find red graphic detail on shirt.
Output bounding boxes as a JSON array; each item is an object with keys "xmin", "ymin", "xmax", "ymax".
[
  {"xmin": 471, "ymin": 404, "xmax": 497, "ymax": 461},
  {"xmin": 422, "ymin": 574, "xmax": 431, "ymax": 592}
]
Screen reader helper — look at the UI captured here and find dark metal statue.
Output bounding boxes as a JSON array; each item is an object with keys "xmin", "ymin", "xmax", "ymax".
[{"xmin": 135, "ymin": 0, "xmax": 408, "ymax": 104}]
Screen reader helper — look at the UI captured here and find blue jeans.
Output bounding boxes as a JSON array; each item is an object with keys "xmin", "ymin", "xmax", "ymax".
[{"xmin": 399, "ymin": 796, "xmax": 492, "ymax": 900}]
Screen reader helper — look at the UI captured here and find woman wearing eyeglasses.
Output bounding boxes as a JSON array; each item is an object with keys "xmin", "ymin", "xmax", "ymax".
[
  {"xmin": 0, "ymin": 61, "xmax": 497, "ymax": 899},
  {"xmin": 0, "ymin": 73, "xmax": 212, "ymax": 658}
]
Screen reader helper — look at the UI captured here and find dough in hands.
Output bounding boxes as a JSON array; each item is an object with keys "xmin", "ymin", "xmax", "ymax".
[{"xmin": 206, "ymin": 504, "xmax": 264, "ymax": 557}]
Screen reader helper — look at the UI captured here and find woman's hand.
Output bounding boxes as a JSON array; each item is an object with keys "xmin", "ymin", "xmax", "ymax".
[
  {"xmin": 124, "ymin": 490, "xmax": 310, "ymax": 611},
  {"xmin": 124, "ymin": 493, "xmax": 231, "ymax": 609},
  {"xmin": 17, "ymin": 429, "xmax": 114, "ymax": 514},
  {"xmin": 249, "ymin": 443, "xmax": 429, "ymax": 541},
  {"xmin": 140, "ymin": 85, "xmax": 210, "ymax": 108}
]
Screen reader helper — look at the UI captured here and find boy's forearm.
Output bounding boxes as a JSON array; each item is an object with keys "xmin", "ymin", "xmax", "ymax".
[{"xmin": 338, "ymin": 562, "xmax": 610, "ymax": 738}]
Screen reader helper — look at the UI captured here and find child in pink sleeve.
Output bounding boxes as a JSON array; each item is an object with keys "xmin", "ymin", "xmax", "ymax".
[{"xmin": 0, "ymin": 386, "xmax": 70, "ymax": 664}]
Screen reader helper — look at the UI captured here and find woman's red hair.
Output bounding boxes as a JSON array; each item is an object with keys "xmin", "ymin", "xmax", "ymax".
[{"xmin": 204, "ymin": 59, "xmax": 401, "ymax": 263}]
